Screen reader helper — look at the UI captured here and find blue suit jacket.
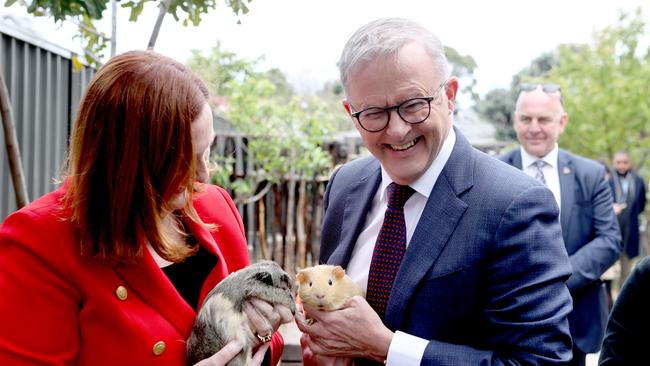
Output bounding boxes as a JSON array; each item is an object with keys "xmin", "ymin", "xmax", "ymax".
[
  {"xmin": 500, "ymin": 148, "xmax": 622, "ymax": 353},
  {"xmin": 320, "ymin": 131, "xmax": 573, "ymax": 365}
]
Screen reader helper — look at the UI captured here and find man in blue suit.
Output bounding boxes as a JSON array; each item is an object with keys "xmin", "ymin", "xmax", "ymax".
[
  {"xmin": 611, "ymin": 151, "xmax": 646, "ymax": 288},
  {"xmin": 296, "ymin": 18, "xmax": 573, "ymax": 365},
  {"xmin": 500, "ymin": 84, "xmax": 622, "ymax": 365}
]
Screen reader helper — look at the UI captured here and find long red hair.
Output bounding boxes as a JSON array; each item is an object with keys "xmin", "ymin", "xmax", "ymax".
[{"xmin": 65, "ymin": 50, "xmax": 210, "ymax": 263}]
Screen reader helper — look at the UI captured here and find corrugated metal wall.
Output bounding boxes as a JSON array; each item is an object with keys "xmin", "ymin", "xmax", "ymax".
[{"xmin": 0, "ymin": 24, "xmax": 94, "ymax": 221}]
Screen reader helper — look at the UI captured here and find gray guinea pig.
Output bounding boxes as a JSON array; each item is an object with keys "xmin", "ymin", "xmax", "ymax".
[{"xmin": 186, "ymin": 260, "xmax": 296, "ymax": 366}]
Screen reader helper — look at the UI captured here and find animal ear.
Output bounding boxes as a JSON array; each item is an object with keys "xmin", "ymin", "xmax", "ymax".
[
  {"xmin": 296, "ymin": 271, "xmax": 306, "ymax": 284},
  {"xmin": 254, "ymin": 271, "xmax": 273, "ymax": 286},
  {"xmin": 333, "ymin": 266, "xmax": 346, "ymax": 279}
]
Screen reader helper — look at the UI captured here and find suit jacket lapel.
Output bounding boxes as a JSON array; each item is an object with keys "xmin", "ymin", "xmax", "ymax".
[
  {"xmin": 112, "ymin": 217, "xmax": 227, "ymax": 336},
  {"xmin": 558, "ymin": 150, "xmax": 575, "ymax": 236},
  {"xmin": 384, "ymin": 130, "xmax": 471, "ymax": 329},
  {"xmin": 509, "ymin": 149, "xmax": 523, "ymax": 170},
  {"xmin": 327, "ymin": 163, "xmax": 381, "ymax": 267},
  {"xmin": 113, "ymin": 249, "xmax": 196, "ymax": 336}
]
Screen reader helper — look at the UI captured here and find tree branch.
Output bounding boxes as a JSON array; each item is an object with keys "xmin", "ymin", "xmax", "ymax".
[{"xmin": 0, "ymin": 73, "xmax": 29, "ymax": 208}]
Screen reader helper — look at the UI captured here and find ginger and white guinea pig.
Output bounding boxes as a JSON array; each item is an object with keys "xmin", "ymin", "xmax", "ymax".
[{"xmin": 297, "ymin": 264, "xmax": 364, "ymax": 311}]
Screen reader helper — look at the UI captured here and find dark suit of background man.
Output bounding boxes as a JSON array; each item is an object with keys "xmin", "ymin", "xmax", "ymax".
[
  {"xmin": 500, "ymin": 84, "xmax": 622, "ymax": 366},
  {"xmin": 296, "ymin": 17, "xmax": 573, "ymax": 366},
  {"xmin": 611, "ymin": 151, "xmax": 646, "ymax": 288}
]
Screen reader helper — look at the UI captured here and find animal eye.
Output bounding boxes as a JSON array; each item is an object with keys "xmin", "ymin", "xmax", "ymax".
[
  {"xmin": 328, "ymin": 279, "xmax": 333, "ymax": 286},
  {"xmin": 309, "ymin": 282, "xmax": 312, "ymax": 287}
]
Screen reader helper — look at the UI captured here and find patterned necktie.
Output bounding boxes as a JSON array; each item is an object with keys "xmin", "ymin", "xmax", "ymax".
[
  {"xmin": 366, "ymin": 182, "xmax": 415, "ymax": 318},
  {"xmin": 533, "ymin": 160, "xmax": 547, "ymax": 185}
]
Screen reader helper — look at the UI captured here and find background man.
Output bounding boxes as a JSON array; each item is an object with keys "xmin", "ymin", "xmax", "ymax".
[
  {"xmin": 611, "ymin": 150, "xmax": 646, "ymax": 287},
  {"xmin": 296, "ymin": 18, "xmax": 573, "ymax": 365},
  {"xmin": 500, "ymin": 84, "xmax": 622, "ymax": 366}
]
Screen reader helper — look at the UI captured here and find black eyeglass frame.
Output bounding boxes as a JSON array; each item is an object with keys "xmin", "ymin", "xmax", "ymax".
[{"xmin": 350, "ymin": 81, "xmax": 448, "ymax": 133}]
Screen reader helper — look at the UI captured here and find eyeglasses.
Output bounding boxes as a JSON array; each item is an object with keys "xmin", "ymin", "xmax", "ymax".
[
  {"xmin": 519, "ymin": 83, "xmax": 561, "ymax": 93},
  {"xmin": 350, "ymin": 81, "xmax": 447, "ymax": 132}
]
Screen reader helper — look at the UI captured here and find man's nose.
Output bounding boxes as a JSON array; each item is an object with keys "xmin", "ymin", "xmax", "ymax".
[
  {"xmin": 528, "ymin": 119, "xmax": 542, "ymax": 132},
  {"xmin": 385, "ymin": 109, "xmax": 411, "ymax": 136}
]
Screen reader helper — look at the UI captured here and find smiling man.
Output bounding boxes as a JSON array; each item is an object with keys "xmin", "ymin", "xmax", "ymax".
[
  {"xmin": 296, "ymin": 18, "xmax": 574, "ymax": 366},
  {"xmin": 500, "ymin": 84, "xmax": 622, "ymax": 366}
]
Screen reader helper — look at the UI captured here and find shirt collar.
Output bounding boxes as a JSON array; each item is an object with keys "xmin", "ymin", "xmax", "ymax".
[
  {"xmin": 520, "ymin": 143, "xmax": 559, "ymax": 169},
  {"xmin": 380, "ymin": 127, "xmax": 456, "ymax": 200}
]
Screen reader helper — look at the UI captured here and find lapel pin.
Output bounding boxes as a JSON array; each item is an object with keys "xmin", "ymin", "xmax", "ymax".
[{"xmin": 563, "ymin": 167, "xmax": 571, "ymax": 174}]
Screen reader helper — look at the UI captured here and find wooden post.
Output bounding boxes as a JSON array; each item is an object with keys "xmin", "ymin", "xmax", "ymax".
[
  {"xmin": 296, "ymin": 179, "xmax": 307, "ymax": 269},
  {"xmin": 258, "ymin": 198, "xmax": 269, "ymax": 260},
  {"xmin": 311, "ymin": 182, "xmax": 325, "ymax": 263},
  {"xmin": 273, "ymin": 184, "xmax": 284, "ymax": 267},
  {"xmin": 285, "ymin": 176, "xmax": 297, "ymax": 277}
]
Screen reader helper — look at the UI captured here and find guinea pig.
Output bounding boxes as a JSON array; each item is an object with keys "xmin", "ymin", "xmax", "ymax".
[
  {"xmin": 186, "ymin": 260, "xmax": 296, "ymax": 366},
  {"xmin": 296, "ymin": 264, "xmax": 364, "ymax": 311}
]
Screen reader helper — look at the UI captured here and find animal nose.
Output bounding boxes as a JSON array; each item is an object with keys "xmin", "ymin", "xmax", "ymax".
[{"xmin": 316, "ymin": 294, "xmax": 325, "ymax": 299}]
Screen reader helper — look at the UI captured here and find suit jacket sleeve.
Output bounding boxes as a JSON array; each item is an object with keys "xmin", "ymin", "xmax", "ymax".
[
  {"xmin": 566, "ymin": 168, "xmax": 622, "ymax": 292},
  {"xmin": 599, "ymin": 256, "xmax": 650, "ymax": 364},
  {"xmin": 421, "ymin": 185, "xmax": 573, "ymax": 365},
  {"xmin": 637, "ymin": 174, "xmax": 646, "ymax": 214}
]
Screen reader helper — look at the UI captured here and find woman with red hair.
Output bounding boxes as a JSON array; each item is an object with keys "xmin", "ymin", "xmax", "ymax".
[{"xmin": 0, "ymin": 50, "xmax": 290, "ymax": 365}]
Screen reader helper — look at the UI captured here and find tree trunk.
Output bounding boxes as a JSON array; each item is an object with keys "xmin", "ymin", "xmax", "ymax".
[
  {"xmin": 0, "ymin": 73, "xmax": 29, "ymax": 208},
  {"xmin": 147, "ymin": 0, "xmax": 172, "ymax": 50}
]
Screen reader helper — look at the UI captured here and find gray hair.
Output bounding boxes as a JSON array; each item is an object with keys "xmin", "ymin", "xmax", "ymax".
[{"xmin": 338, "ymin": 17, "xmax": 450, "ymax": 93}]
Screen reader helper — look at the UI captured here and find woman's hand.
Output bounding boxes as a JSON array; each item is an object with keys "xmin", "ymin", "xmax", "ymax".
[
  {"xmin": 193, "ymin": 339, "xmax": 270, "ymax": 366},
  {"xmin": 243, "ymin": 298, "xmax": 294, "ymax": 349}
]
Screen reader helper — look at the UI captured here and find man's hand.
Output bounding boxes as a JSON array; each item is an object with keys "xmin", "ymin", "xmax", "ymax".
[
  {"xmin": 296, "ymin": 295, "xmax": 393, "ymax": 362},
  {"xmin": 300, "ymin": 334, "xmax": 354, "ymax": 366}
]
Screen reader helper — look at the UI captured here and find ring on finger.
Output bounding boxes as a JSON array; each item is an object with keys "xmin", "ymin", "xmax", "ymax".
[{"xmin": 256, "ymin": 331, "xmax": 273, "ymax": 343}]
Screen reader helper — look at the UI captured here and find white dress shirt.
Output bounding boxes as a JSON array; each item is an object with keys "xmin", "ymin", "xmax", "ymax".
[
  {"xmin": 346, "ymin": 128, "xmax": 456, "ymax": 366},
  {"xmin": 520, "ymin": 145, "xmax": 562, "ymax": 211}
]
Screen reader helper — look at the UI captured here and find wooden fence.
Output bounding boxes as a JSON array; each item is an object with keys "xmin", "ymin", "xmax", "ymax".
[{"xmin": 211, "ymin": 127, "xmax": 362, "ymax": 277}]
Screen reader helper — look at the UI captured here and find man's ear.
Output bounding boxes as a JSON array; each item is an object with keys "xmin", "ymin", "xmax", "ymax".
[
  {"xmin": 444, "ymin": 77, "xmax": 459, "ymax": 114},
  {"xmin": 559, "ymin": 112, "xmax": 569, "ymax": 133}
]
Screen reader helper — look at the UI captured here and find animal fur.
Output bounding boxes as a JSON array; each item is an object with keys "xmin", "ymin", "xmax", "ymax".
[{"xmin": 186, "ymin": 260, "xmax": 296, "ymax": 366}]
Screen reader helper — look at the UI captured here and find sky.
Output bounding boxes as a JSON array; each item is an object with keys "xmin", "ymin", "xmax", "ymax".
[{"xmin": 2, "ymin": 0, "xmax": 649, "ymax": 96}]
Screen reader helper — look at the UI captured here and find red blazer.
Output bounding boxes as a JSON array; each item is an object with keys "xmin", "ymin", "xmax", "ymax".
[{"xmin": 0, "ymin": 183, "xmax": 283, "ymax": 365}]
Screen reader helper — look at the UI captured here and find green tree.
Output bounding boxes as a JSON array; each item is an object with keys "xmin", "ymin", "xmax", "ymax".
[
  {"xmin": 6, "ymin": 0, "xmax": 253, "ymax": 65},
  {"xmin": 445, "ymin": 46, "xmax": 478, "ymax": 105},
  {"xmin": 186, "ymin": 41, "xmax": 259, "ymax": 97},
  {"xmin": 548, "ymin": 8, "xmax": 650, "ymax": 176},
  {"xmin": 186, "ymin": 46, "xmax": 334, "ymax": 199},
  {"xmin": 476, "ymin": 52, "xmax": 559, "ymax": 141}
]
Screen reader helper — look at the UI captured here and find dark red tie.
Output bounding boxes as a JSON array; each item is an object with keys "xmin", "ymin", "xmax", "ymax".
[{"xmin": 366, "ymin": 182, "xmax": 415, "ymax": 318}]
